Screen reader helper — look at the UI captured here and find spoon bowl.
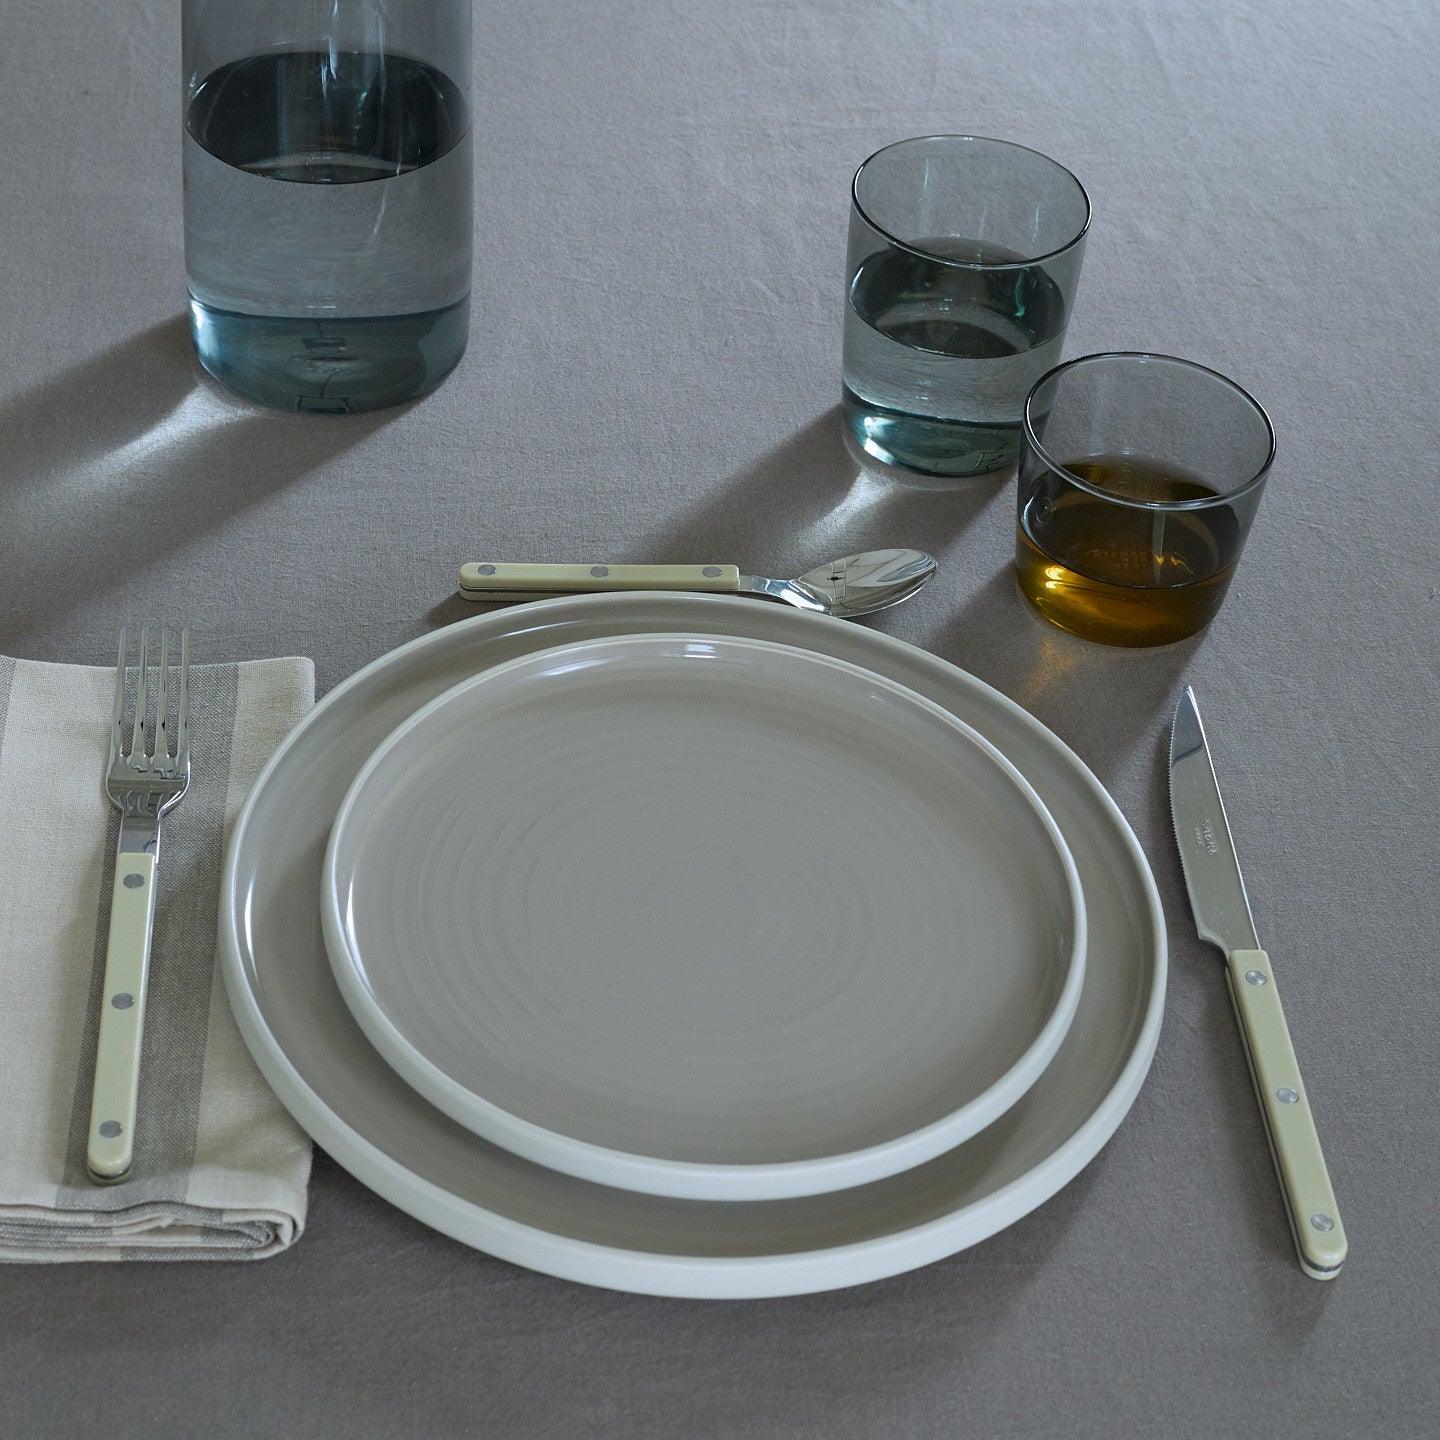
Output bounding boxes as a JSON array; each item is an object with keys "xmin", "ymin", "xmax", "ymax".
[{"xmin": 757, "ymin": 548, "xmax": 937, "ymax": 618}]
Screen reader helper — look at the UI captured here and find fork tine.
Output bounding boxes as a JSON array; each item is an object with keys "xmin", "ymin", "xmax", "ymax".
[
  {"xmin": 175, "ymin": 628, "xmax": 190, "ymax": 768},
  {"xmin": 110, "ymin": 631, "xmax": 127, "ymax": 762},
  {"xmin": 133, "ymin": 629, "xmax": 150, "ymax": 762},
  {"xmin": 155, "ymin": 629, "xmax": 171, "ymax": 764}
]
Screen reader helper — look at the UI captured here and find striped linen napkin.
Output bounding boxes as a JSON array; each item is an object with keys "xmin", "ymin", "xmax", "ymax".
[{"xmin": 0, "ymin": 652, "xmax": 314, "ymax": 1260}]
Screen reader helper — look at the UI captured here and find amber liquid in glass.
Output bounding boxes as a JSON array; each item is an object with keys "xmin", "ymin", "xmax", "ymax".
[{"xmin": 1016, "ymin": 455, "xmax": 1240, "ymax": 646}]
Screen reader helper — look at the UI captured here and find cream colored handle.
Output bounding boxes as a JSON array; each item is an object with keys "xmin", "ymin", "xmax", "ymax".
[
  {"xmin": 87, "ymin": 852, "xmax": 158, "ymax": 1183},
  {"xmin": 458, "ymin": 562, "xmax": 741, "ymax": 600},
  {"xmin": 1226, "ymin": 949, "xmax": 1347, "ymax": 1279}
]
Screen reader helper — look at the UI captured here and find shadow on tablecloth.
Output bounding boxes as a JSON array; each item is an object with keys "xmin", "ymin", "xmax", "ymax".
[
  {"xmin": 0, "ymin": 315, "xmax": 392, "ymax": 643},
  {"xmin": 937, "ymin": 566, "xmax": 1203, "ymax": 783},
  {"xmin": 652, "ymin": 406, "xmax": 1009, "ymax": 578}
]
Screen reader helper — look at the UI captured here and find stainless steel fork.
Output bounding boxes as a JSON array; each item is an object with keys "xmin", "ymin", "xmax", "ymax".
[{"xmin": 88, "ymin": 628, "xmax": 191, "ymax": 1183}]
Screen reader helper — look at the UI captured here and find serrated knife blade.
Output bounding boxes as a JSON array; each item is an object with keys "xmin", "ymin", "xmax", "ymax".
[{"xmin": 1169, "ymin": 686, "xmax": 1346, "ymax": 1280}]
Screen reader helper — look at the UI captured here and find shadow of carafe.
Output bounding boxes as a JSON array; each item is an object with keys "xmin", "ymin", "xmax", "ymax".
[
  {"xmin": 935, "ymin": 564, "xmax": 1205, "ymax": 782},
  {"xmin": 0, "ymin": 316, "xmax": 393, "ymax": 648},
  {"xmin": 650, "ymin": 406, "xmax": 1010, "ymax": 576}
]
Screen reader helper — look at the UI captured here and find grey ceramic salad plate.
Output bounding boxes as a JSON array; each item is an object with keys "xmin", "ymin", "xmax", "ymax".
[{"xmin": 319, "ymin": 631, "xmax": 1086, "ymax": 1202}]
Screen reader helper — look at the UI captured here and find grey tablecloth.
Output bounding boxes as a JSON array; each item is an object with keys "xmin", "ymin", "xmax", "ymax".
[{"xmin": 2, "ymin": 0, "xmax": 1436, "ymax": 1435}]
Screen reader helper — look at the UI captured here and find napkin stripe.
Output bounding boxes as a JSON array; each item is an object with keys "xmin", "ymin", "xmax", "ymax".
[
  {"xmin": 0, "ymin": 654, "xmax": 15, "ymax": 760},
  {"xmin": 53, "ymin": 663, "xmax": 241, "ymax": 1208}
]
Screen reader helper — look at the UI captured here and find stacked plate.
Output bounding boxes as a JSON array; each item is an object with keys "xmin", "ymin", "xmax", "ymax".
[{"xmin": 219, "ymin": 595, "xmax": 1166, "ymax": 1298}]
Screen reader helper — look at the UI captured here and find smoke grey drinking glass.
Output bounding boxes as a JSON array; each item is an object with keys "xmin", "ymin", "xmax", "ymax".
[
  {"xmin": 1015, "ymin": 352, "xmax": 1276, "ymax": 645},
  {"xmin": 842, "ymin": 136, "xmax": 1089, "ymax": 483},
  {"xmin": 182, "ymin": 0, "xmax": 473, "ymax": 413}
]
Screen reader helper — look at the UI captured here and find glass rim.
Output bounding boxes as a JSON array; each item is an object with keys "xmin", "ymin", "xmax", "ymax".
[
  {"xmin": 1021, "ymin": 351, "xmax": 1277, "ymax": 511},
  {"xmin": 850, "ymin": 134, "xmax": 1091, "ymax": 272}
]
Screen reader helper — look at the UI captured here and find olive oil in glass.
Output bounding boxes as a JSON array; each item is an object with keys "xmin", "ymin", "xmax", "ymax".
[{"xmin": 1016, "ymin": 454, "xmax": 1242, "ymax": 646}]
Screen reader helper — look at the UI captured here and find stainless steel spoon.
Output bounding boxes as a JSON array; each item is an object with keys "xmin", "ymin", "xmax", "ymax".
[{"xmin": 456, "ymin": 548, "xmax": 937, "ymax": 619}]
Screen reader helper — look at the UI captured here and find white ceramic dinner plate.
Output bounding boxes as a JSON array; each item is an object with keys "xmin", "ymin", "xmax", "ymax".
[
  {"xmin": 320, "ymin": 633, "xmax": 1086, "ymax": 1201},
  {"xmin": 220, "ymin": 594, "xmax": 1166, "ymax": 1298}
]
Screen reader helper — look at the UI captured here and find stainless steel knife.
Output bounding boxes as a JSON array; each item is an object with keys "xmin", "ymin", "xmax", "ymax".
[{"xmin": 1169, "ymin": 685, "xmax": 1346, "ymax": 1280}]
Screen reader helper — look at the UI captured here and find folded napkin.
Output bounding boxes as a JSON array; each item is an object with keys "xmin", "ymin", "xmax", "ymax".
[{"xmin": 0, "ymin": 652, "xmax": 314, "ymax": 1261}]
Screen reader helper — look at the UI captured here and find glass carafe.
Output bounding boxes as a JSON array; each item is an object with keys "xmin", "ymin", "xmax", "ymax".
[{"xmin": 182, "ymin": 0, "xmax": 473, "ymax": 413}]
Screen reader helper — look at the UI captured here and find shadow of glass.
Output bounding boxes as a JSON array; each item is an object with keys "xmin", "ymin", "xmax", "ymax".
[
  {"xmin": 0, "ymin": 316, "xmax": 394, "ymax": 647},
  {"xmin": 651, "ymin": 406, "xmax": 1010, "ymax": 578},
  {"xmin": 415, "ymin": 411, "xmax": 1014, "ymax": 637},
  {"xmin": 937, "ymin": 566, "xmax": 1205, "ymax": 780}
]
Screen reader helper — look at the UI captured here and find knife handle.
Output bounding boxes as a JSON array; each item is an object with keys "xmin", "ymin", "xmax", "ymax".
[
  {"xmin": 458, "ymin": 562, "xmax": 741, "ymax": 601},
  {"xmin": 1225, "ymin": 949, "xmax": 1346, "ymax": 1279},
  {"xmin": 87, "ymin": 853, "xmax": 158, "ymax": 1183}
]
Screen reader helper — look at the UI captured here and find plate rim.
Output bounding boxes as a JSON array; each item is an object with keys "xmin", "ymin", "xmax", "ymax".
[
  {"xmin": 219, "ymin": 594, "xmax": 1166, "ymax": 1298},
  {"xmin": 318, "ymin": 629, "xmax": 1089, "ymax": 1201}
]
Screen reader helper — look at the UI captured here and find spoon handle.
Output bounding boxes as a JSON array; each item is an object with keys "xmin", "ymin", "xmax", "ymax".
[{"xmin": 458, "ymin": 562, "xmax": 741, "ymax": 601}]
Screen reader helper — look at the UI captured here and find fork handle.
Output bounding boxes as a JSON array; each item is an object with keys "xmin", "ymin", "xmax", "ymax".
[{"xmin": 87, "ymin": 853, "xmax": 157, "ymax": 1183}]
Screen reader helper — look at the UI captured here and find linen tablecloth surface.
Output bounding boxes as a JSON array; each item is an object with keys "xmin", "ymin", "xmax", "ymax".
[{"xmin": 0, "ymin": 0, "xmax": 1435, "ymax": 1435}]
